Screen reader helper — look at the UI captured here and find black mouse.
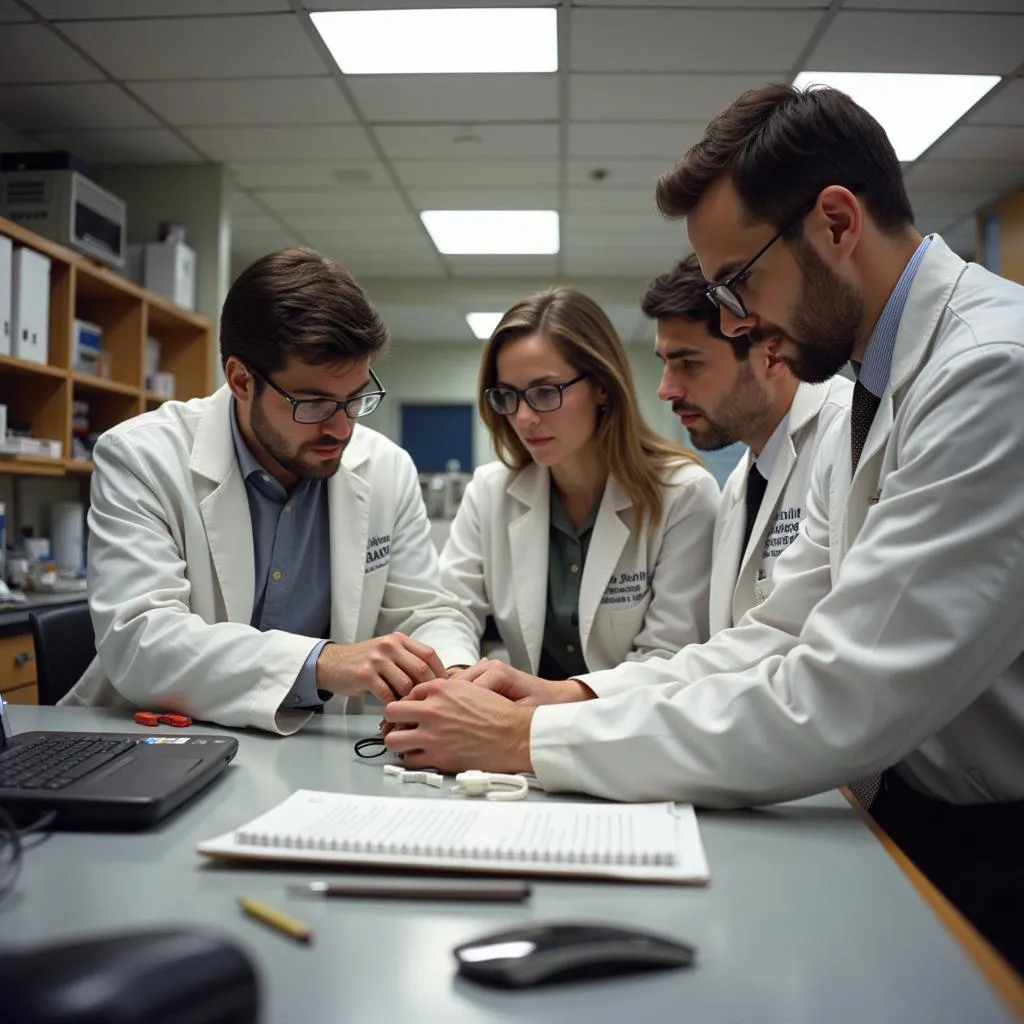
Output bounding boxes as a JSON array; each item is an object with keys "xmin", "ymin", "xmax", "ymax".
[{"xmin": 453, "ymin": 921, "xmax": 696, "ymax": 988}]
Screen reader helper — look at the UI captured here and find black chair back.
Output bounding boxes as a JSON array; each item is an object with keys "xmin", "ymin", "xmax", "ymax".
[{"xmin": 27, "ymin": 603, "xmax": 96, "ymax": 706}]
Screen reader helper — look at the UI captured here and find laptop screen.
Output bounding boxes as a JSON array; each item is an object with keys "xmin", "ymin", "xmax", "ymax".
[{"xmin": 0, "ymin": 694, "xmax": 11, "ymax": 751}]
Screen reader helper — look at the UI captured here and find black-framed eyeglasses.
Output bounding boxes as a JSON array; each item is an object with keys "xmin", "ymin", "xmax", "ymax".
[
  {"xmin": 484, "ymin": 374, "xmax": 588, "ymax": 416},
  {"xmin": 705, "ymin": 199, "xmax": 817, "ymax": 319},
  {"xmin": 250, "ymin": 366, "xmax": 386, "ymax": 424}
]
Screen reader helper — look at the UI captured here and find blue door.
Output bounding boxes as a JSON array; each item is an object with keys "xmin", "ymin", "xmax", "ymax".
[{"xmin": 401, "ymin": 404, "xmax": 474, "ymax": 472}]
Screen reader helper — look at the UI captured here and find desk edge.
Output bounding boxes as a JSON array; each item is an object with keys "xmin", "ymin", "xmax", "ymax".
[{"xmin": 841, "ymin": 786, "xmax": 1024, "ymax": 1021}]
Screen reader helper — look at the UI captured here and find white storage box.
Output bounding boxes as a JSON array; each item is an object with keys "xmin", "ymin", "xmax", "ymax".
[
  {"xmin": 144, "ymin": 240, "xmax": 195, "ymax": 311},
  {"xmin": 11, "ymin": 246, "xmax": 50, "ymax": 364}
]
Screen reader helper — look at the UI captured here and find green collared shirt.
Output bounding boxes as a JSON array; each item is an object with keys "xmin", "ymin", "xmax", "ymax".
[{"xmin": 539, "ymin": 489, "xmax": 602, "ymax": 679}]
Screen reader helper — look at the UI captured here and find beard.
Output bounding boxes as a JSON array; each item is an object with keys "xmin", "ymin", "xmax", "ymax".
[
  {"xmin": 250, "ymin": 395, "xmax": 348, "ymax": 480},
  {"xmin": 773, "ymin": 240, "xmax": 864, "ymax": 384},
  {"xmin": 673, "ymin": 359, "xmax": 772, "ymax": 451}
]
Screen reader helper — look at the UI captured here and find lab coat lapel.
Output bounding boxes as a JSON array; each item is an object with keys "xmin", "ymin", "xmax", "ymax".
[
  {"xmin": 328, "ymin": 432, "xmax": 371, "ymax": 643},
  {"xmin": 579, "ymin": 477, "xmax": 631, "ymax": 653},
  {"xmin": 191, "ymin": 387, "xmax": 255, "ymax": 625},
  {"xmin": 507, "ymin": 464, "xmax": 550, "ymax": 670}
]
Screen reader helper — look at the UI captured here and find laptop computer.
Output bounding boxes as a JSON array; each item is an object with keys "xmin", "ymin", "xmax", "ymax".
[{"xmin": 0, "ymin": 696, "xmax": 238, "ymax": 828}]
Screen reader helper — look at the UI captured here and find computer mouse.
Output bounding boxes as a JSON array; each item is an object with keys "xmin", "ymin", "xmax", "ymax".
[{"xmin": 453, "ymin": 921, "xmax": 696, "ymax": 988}]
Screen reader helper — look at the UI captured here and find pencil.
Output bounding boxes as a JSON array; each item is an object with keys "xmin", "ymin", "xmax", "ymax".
[{"xmin": 238, "ymin": 896, "xmax": 313, "ymax": 945}]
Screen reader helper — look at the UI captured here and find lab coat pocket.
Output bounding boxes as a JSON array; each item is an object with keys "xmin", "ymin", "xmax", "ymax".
[{"xmin": 604, "ymin": 593, "xmax": 652, "ymax": 653}]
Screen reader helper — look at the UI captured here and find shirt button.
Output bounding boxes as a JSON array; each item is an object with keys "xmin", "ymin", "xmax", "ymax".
[
  {"xmin": 272, "ymin": 570, "xmax": 283, "ymax": 581},
  {"xmin": 570, "ymin": 564, "xmax": 579, "ymax": 574},
  {"xmin": 566, "ymin": 644, "xmax": 576, "ymax": 653},
  {"xmin": 284, "ymin": 504, "xmax": 293, "ymax": 513},
  {"xmin": 262, "ymin": 474, "xmax": 270, "ymax": 483}
]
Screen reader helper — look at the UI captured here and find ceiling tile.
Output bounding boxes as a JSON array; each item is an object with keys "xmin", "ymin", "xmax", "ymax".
[
  {"xmin": 0, "ymin": 0, "xmax": 32, "ymax": 21},
  {"xmin": 843, "ymin": 0, "xmax": 1024, "ymax": 11},
  {"xmin": 375, "ymin": 124, "xmax": 558, "ymax": 160},
  {"xmin": 302, "ymin": 0, "xmax": 550, "ymax": 7},
  {"xmin": 571, "ymin": 8, "xmax": 820, "ymax": 73},
  {"xmin": 907, "ymin": 187, "xmax": 998, "ymax": 221},
  {"xmin": 445, "ymin": 255, "xmax": 558, "ymax": 278},
  {"xmin": 408, "ymin": 189, "xmax": 558, "ymax": 210},
  {"xmin": 969, "ymin": 79, "xmax": 1024, "ymax": 126},
  {"xmin": 926, "ymin": 125, "xmax": 1024, "ymax": 162},
  {"xmin": 0, "ymin": 24, "xmax": 104, "ymax": 83},
  {"xmin": 393, "ymin": 159, "xmax": 558, "ymax": 188},
  {"xmin": 59, "ymin": 15, "xmax": 326, "ymax": 80},
  {"xmin": 568, "ymin": 122, "xmax": 706, "ymax": 159},
  {"xmin": 567, "ymin": 188, "xmax": 662, "ymax": 212},
  {"xmin": 904, "ymin": 159, "xmax": 1024, "ymax": 192},
  {"xmin": 283, "ymin": 212, "xmax": 422, "ymax": 235},
  {"xmin": 29, "ymin": 127, "xmax": 200, "ymax": 164},
  {"xmin": 373, "ymin": 305, "xmax": 472, "ymax": 346},
  {"xmin": 350, "ymin": 74, "xmax": 558, "ymax": 123},
  {"xmin": 131, "ymin": 78, "xmax": 353, "ymax": 127},
  {"xmin": 230, "ymin": 161, "xmax": 386, "ymax": 189},
  {"xmin": 255, "ymin": 188, "xmax": 408, "ymax": 215},
  {"xmin": 567, "ymin": 159, "xmax": 671, "ymax": 188},
  {"xmin": 0, "ymin": 83, "xmax": 158, "ymax": 130},
  {"xmin": 807, "ymin": 11, "xmax": 1024, "ymax": 74},
  {"xmin": 232, "ymin": 227, "xmax": 304, "ymax": 259},
  {"xmin": 183, "ymin": 125, "xmax": 374, "ymax": 162},
  {"xmin": 33, "ymin": 0, "xmax": 289, "ymax": 15},
  {"xmin": 570, "ymin": 73, "xmax": 771, "ymax": 122},
  {"xmin": 333, "ymin": 254, "xmax": 447, "ymax": 281}
]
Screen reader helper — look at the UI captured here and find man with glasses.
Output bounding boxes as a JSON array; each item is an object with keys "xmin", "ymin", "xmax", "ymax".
[
  {"xmin": 382, "ymin": 84, "xmax": 1024, "ymax": 972},
  {"xmin": 64, "ymin": 247, "xmax": 477, "ymax": 734},
  {"xmin": 642, "ymin": 254, "xmax": 850, "ymax": 633}
]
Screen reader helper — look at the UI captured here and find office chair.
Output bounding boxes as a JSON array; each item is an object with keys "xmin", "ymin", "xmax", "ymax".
[{"xmin": 27, "ymin": 603, "xmax": 96, "ymax": 706}]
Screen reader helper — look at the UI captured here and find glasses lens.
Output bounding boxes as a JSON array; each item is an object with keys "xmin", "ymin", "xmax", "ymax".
[
  {"xmin": 347, "ymin": 392, "xmax": 382, "ymax": 418},
  {"xmin": 485, "ymin": 388, "xmax": 518, "ymax": 415},
  {"xmin": 526, "ymin": 385, "xmax": 563, "ymax": 412},
  {"xmin": 713, "ymin": 284, "xmax": 746, "ymax": 318},
  {"xmin": 294, "ymin": 400, "xmax": 338, "ymax": 424}
]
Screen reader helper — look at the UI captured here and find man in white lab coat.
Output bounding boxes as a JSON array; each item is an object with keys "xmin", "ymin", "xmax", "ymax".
[
  {"xmin": 63, "ymin": 247, "xmax": 477, "ymax": 734},
  {"xmin": 641, "ymin": 255, "xmax": 850, "ymax": 632},
  {"xmin": 384, "ymin": 85, "xmax": 1024, "ymax": 971}
]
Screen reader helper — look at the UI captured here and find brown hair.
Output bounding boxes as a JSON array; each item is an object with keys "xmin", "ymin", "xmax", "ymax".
[
  {"xmin": 479, "ymin": 288, "xmax": 700, "ymax": 529},
  {"xmin": 641, "ymin": 254, "xmax": 753, "ymax": 359},
  {"xmin": 655, "ymin": 83, "xmax": 914, "ymax": 236},
  {"xmin": 220, "ymin": 246, "xmax": 388, "ymax": 374}
]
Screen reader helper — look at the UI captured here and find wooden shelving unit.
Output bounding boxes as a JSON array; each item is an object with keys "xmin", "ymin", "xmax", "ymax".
[{"xmin": 0, "ymin": 215, "xmax": 212, "ymax": 478}]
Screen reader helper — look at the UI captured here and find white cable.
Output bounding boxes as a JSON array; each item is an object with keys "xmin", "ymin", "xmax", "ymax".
[
  {"xmin": 451, "ymin": 770, "xmax": 529, "ymax": 802},
  {"xmin": 382, "ymin": 765, "xmax": 443, "ymax": 788}
]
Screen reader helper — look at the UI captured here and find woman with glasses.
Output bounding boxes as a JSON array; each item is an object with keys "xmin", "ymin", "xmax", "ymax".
[{"xmin": 439, "ymin": 287, "xmax": 720, "ymax": 679}]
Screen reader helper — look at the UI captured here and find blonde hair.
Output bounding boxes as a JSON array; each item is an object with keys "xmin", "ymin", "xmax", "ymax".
[{"xmin": 479, "ymin": 287, "xmax": 701, "ymax": 529}]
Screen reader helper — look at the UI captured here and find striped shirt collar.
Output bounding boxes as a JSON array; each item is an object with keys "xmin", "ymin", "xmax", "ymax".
[{"xmin": 853, "ymin": 235, "xmax": 932, "ymax": 398}]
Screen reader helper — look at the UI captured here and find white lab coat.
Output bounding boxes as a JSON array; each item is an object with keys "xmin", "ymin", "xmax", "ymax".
[
  {"xmin": 61, "ymin": 386, "xmax": 478, "ymax": 734},
  {"xmin": 439, "ymin": 459, "xmax": 720, "ymax": 673},
  {"xmin": 531, "ymin": 236, "xmax": 1024, "ymax": 808},
  {"xmin": 709, "ymin": 377, "xmax": 852, "ymax": 633}
]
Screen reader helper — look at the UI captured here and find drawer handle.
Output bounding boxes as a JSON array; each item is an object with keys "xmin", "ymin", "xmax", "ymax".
[{"xmin": 14, "ymin": 652, "xmax": 35, "ymax": 666}]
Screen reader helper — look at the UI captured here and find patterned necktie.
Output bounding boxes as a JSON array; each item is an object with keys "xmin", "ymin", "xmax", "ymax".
[
  {"xmin": 742, "ymin": 462, "xmax": 768, "ymax": 557},
  {"xmin": 850, "ymin": 378, "xmax": 881, "ymax": 474},
  {"xmin": 848, "ymin": 378, "xmax": 884, "ymax": 808}
]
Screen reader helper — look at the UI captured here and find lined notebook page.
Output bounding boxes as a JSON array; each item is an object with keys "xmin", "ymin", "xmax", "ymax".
[
  {"xmin": 198, "ymin": 791, "xmax": 710, "ymax": 884},
  {"xmin": 233, "ymin": 791, "xmax": 676, "ymax": 865}
]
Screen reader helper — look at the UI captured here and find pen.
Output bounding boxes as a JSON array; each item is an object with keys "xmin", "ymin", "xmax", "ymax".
[
  {"xmin": 238, "ymin": 896, "xmax": 313, "ymax": 944},
  {"xmin": 288, "ymin": 878, "xmax": 531, "ymax": 902}
]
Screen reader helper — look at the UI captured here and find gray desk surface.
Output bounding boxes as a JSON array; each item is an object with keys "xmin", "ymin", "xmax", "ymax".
[{"xmin": 4, "ymin": 707, "xmax": 1016, "ymax": 1024}]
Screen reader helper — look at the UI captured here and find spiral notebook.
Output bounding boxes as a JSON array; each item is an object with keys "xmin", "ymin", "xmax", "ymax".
[{"xmin": 197, "ymin": 790, "xmax": 710, "ymax": 885}]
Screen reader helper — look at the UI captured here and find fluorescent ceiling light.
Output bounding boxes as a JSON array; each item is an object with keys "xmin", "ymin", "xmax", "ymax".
[
  {"xmin": 792, "ymin": 71, "xmax": 1000, "ymax": 161},
  {"xmin": 466, "ymin": 313, "xmax": 504, "ymax": 340},
  {"xmin": 421, "ymin": 210, "xmax": 560, "ymax": 255},
  {"xmin": 310, "ymin": 8, "xmax": 558, "ymax": 75}
]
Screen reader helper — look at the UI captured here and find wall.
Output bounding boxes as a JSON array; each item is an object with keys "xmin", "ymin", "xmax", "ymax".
[
  {"xmin": 996, "ymin": 187, "xmax": 1024, "ymax": 286},
  {"xmin": 0, "ymin": 121, "xmax": 39, "ymax": 153}
]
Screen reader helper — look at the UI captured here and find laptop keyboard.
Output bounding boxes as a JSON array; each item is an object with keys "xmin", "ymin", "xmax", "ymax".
[{"xmin": 0, "ymin": 736, "xmax": 135, "ymax": 791}]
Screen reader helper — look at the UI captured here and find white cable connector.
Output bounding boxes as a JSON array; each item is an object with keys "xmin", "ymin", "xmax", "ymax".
[
  {"xmin": 451, "ymin": 770, "xmax": 529, "ymax": 802},
  {"xmin": 382, "ymin": 764, "xmax": 443, "ymax": 788}
]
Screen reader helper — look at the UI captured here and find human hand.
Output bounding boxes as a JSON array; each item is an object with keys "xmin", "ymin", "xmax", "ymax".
[
  {"xmin": 459, "ymin": 659, "xmax": 594, "ymax": 706},
  {"xmin": 315, "ymin": 633, "xmax": 446, "ymax": 704},
  {"xmin": 382, "ymin": 678, "xmax": 534, "ymax": 773}
]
